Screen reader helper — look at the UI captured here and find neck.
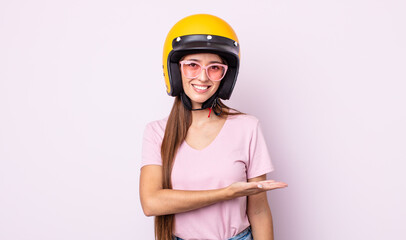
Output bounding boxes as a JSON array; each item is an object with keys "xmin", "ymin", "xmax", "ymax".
[
  {"xmin": 191, "ymin": 103, "xmax": 213, "ymax": 123},
  {"xmin": 190, "ymin": 102, "xmax": 226, "ymax": 125},
  {"xmin": 191, "ymin": 107, "xmax": 209, "ymax": 118}
]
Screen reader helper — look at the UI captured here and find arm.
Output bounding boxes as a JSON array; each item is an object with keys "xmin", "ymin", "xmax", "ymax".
[
  {"xmin": 139, "ymin": 165, "xmax": 286, "ymax": 216},
  {"xmin": 140, "ymin": 165, "xmax": 229, "ymax": 216},
  {"xmin": 247, "ymin": 174, "xmax": 274, "ymax": 240}
]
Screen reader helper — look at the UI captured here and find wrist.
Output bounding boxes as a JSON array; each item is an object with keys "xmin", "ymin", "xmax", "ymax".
[{"xmin": 222, "ymin": 186, "xmax": 234, "ymax": 200}]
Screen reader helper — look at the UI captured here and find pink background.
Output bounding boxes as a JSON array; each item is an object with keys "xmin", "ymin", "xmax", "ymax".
[{"xmin": 1, "ymin": 0, "xmax": 405, "ymax": 239}]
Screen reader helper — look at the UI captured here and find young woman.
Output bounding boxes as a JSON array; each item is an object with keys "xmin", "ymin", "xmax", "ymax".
[{"xmin": 140, "ymin": 14, "xmax": 288, "ymax": 240}]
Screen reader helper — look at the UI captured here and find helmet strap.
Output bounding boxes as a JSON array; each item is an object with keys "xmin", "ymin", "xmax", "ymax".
[{"xmin": 180, "ymin": 92, "xmax": 221, "ymax": 118}]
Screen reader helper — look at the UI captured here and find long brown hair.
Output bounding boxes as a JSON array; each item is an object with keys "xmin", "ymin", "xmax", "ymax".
[{"xmin": 155, "ymin": 96, "xmax": 243, "ymax": 240}]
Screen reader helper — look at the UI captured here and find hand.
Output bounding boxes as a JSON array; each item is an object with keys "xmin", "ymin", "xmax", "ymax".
[{"xmin": 226, "ymin": 180, "xmax": 288, "ymax": 199}]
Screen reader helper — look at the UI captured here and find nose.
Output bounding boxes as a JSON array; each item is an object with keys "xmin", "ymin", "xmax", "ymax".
[{"xmin": 197, "ymin": 67, "xmax": 209, "ymax": 82}]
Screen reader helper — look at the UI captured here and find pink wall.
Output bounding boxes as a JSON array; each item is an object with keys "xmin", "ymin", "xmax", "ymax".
[{"xmin": 1, "ymin": 0, "xmax": 405, "ymax": 239}]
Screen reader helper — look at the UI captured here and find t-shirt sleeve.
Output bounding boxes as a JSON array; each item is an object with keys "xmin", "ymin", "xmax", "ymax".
[
  {"xmin": 247, "ymin": 120, "xmax": 274, "ymax": 179},
  {"xmin": 141, "ymin": 122, "xmax": 163, "ymax": 168}
]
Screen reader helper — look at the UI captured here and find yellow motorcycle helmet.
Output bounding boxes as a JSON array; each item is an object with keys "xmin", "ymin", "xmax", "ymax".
[{"xmin": 162, "ymin": 14, "xmax": 240, "ymax": 110}]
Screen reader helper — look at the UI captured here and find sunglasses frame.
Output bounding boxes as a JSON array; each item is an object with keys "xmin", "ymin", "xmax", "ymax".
[{"xmin": 179, "ymin": 60, "xmax": 228, "ymax": 81}]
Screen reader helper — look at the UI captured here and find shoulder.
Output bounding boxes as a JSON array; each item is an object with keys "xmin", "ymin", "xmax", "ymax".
[
  {"xmin": 143, "ymin": 117, "xmax": 168, "ymax": 141},
  {"xmin": 225, "ymin": 113, "xmax": 263, "ymax": 138},
  {"xmin": 227, "ymin": 113, "xmax": 260, "ymax": 128}
]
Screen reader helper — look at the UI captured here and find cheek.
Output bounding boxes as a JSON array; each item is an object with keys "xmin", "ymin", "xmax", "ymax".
[
  {"xmin": 181, "ymin": 75, "xmax": 188, "ymax": 88},
  {"xmin": 212, "ymin": 82, "xmax": 221, "ymax": 91}
]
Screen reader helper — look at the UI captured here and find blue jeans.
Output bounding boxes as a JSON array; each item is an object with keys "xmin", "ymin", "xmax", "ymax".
[{"xmin": 173, "ymin": 226, "xmax": 253, "ymax": 240}]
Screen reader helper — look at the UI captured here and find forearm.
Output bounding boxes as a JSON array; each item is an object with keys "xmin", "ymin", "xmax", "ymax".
[
  {"xmin": 247, "ymin": 175, "xmax": 274, "ymax": 240},
  {"xmin": 142, "ymin": 187, "xmax": 231, "ymax": 216},
  {"xmin": 140, "ymin": 167, "xmax": 285, "ymax": 217},
  {"xmin": 248, "ymin": 204, "xmax": 274, "ymax": 240}
]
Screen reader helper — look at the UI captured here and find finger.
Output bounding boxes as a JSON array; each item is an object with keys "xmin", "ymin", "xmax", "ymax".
[
  {"xmin": 262, "ymin": 182, "xmax": 288, "ymax": 189},
  {"xmin": 253, "ymin": 181, "xmax": 280, "ymax": 189},
  {"xmin": 259, "ymin": 180, "xmax": 288, "ymax": 185},
  {"xmin": 262, "ymin": 181, "xmax": 287, "ymax": 186},
  {"xmin": 250, "ymin": 181, "xmax": 286, "ymax": 190},
  {"xmin": 258, "ymin": 180, "xmax": 276, "ymax": 183},
  {"xmin": 272, "ymin": 183, "xmax": 288, "ymax": 189}
]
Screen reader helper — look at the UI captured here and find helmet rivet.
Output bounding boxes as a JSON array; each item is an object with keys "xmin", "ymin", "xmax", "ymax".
[
  {"xmin": 176, "ymin": 37, "xmax": 181, "ymax": 42},
  {"xmin": 234, "ymin": 41, "xmax": 238, "ymax": 46},
  {"xmin": 207, "ymin": 35, "xmax": 212, "ymax": 40}
]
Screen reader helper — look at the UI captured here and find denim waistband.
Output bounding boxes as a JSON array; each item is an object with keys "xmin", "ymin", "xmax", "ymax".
[{"xmin": 173, "ymin": 226, "xmax": 252, "ymax": 240}]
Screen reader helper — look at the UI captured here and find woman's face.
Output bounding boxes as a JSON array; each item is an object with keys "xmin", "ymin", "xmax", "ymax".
[{"xmin": 180, "ymin": 53, "xmax": 225, "ymax": 109}]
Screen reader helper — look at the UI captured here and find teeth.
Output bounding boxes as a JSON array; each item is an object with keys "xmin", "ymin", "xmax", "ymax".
[{"xmin": 193, "ymin": 85, "xmax": 209, "ymax": 90}]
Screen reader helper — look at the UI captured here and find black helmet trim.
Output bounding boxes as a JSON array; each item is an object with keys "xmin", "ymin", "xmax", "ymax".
[
  {"xmin": 172, "ymin": 35, "xmax": 239, "ymax": 64},
  {"xmin": 167, "ymin": 34, "xmax": 240, "ymax": 100}
]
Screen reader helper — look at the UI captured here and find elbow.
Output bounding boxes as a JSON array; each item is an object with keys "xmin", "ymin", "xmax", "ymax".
[
  {"xmin": 141, "ymin": 203, "xmax": 156, "ymax": 217},
  {"xmin": 141, "ymin": 199, "xmax": 158, "ymax": 217},
  {"xmin": 142, "ymin": 208, "xmax": 154, "ymax": 217},
  {"xmin": 140, "ymin": 189, "xmax": 168, "ymax": 216}
]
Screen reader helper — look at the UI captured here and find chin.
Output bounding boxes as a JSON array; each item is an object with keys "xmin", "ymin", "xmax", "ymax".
[
  {"xmin": 184, "ymin": 88, "xmax": 211, "ymax": 99},
  {"xmin": 183, "ymin": 84, "xmax": 219, "ymax": 106},
  {"xmin": 189, "ymin": 95, "xmax": 210, "ymax": 104}
]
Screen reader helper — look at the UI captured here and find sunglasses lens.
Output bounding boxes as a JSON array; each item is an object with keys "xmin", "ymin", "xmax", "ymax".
[
  {"xmin": 207, "ymin": 64, "xmax": 226, "ymax": 81},
  {"xmin": 182, "ymin": 62, "xmax": 201, "ymax": 78}
]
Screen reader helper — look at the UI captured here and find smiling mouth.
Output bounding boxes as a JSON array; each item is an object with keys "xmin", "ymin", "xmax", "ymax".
[{"xmin": 192, "ymin": 84, "xmax": 211, "ymax": 90}]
